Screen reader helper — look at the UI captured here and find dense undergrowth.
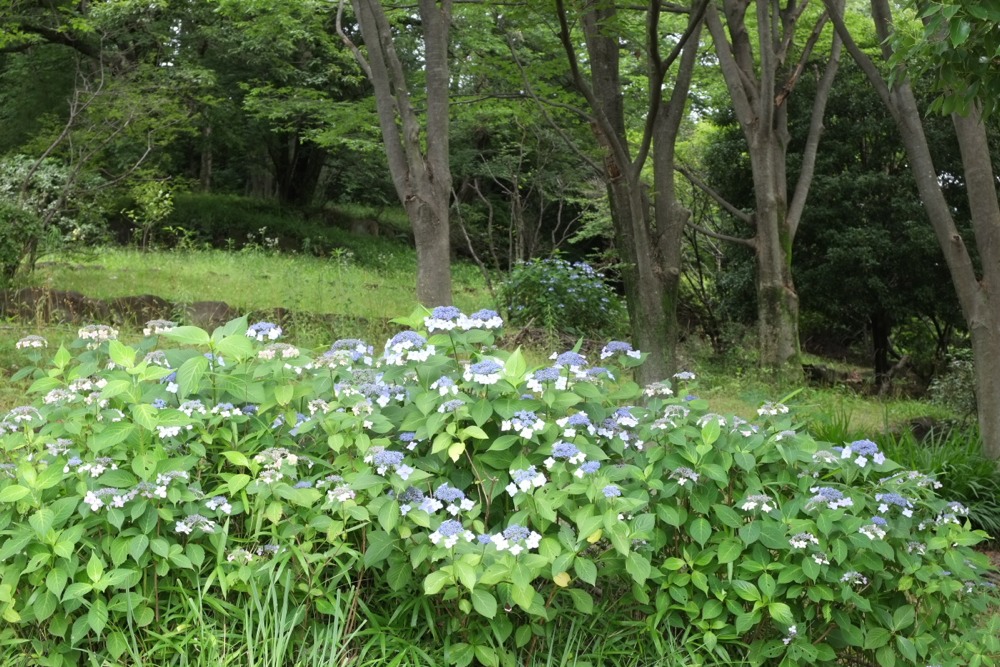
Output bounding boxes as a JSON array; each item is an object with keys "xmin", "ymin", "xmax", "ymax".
[{"xmin": 0, "ymin": 309, "xmax": 996, "ymax": 666}]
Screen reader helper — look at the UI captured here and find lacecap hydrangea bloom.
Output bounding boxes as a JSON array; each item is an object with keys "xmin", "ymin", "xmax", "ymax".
[
  {"xmin": 384, "ymin": 331, "xmax": 434, "ymax": 365},
  {"xmin": 15, "ymin": 335, "xmax": 47, "ymax": 349},
  {"xmin": 501, "ymin": 410, "xmax": 545, "ymax": 438},
  {"xmin": 246, "ymin": 321, "xmax": 282, "ymax": 341},
  {"xmin": 506, "ymin": 466, "xmax": 546, "ymax": 496},
  {"xmin": 458, "ymin": 309, "xmax": 503, "ymax": 330},
  {"xmin": 143, "ymin": 319, "xmax": 176, "ymax": 336},
  {"xmin": 463, "ymin": 359, "xmax": 504, "ymax": 385},
  {"xmin": 424, "ymin": 306, "xmax": 462, "ymax": 332},
  {"xmin": 600, "ymin": 341, "xmax": 640, "ymax": 360}
]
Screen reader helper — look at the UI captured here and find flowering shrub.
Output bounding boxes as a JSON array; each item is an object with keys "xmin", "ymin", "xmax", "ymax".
[
  {"xmin": 0, "ymin": 310, "xmax": 997, "ymax": 666},
  {"xmin": 497, "ymin": 257, "xmax": 627, "ymax": 338}
]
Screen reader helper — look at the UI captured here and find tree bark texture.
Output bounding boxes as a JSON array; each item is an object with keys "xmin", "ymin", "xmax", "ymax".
[
  {"xmin": 558, "ymin": 0, "xmax": 703, "ymax": 384},
  {"xmin": 706, "ymin": 0, "xmax": 842, "ymax": 372},
  {"xmin": 343, "ymin": 0, "xmax": 453, "ymax": 307}
]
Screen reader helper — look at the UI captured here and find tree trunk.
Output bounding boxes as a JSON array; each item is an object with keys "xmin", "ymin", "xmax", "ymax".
[
  {"xmin": 827, "ymin": 0, "xmax": 1000, "ymax": 456},
  {"xmin": 339, "ymin": 0, "xmax": 453, "ymax": 306},
  {"xmin": 750, "ymin": 136, "xmax": 800, "ymax": 369}
]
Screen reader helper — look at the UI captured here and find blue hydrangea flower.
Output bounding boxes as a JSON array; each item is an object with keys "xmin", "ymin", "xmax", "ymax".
[
  {"xmin": 459, "ymin": 309, "xmax": 503, "ymax": 330},
  {"xmin": 876, "ymin": 492, "xmax": 914, "ymax": 517},
  {"xmin": 507, "ymin": 466, "xmax": 546, "ymax": 496},
  {"xmin": 574, "ymin": 461, "xmax": 601, "ymax": 478},
  {"xmin": 501, "ymin": 410, "xmax": 545, "ymax": 438},
  {"xmin": 602, "ymin": 485, "xmax": 622, "ymax": 498},
  {"xmin": 842, "ymin": 439, "xmax": 886, "ymax": 467},
  {"xmin": 247, "ymin": 321, "xmax": 282, "ymax": 341},
  {"xmin": 600, "ymin": 341, "xmax": 641, "ymax": 360},
  {"xmin": 806, "ymin": 486, "xmax": 854, "ymax": 510},
  {"xmin": 430, "ymin": 519, "xmax": 473, "ymax": 547},
  {"xmin": 553, "ymin": 351, "xmax": 587, "ymax": 369},
  {"xmin": 384, "ymin": 331, "xmax": 434, "ymax": 365},
  {"xmin": 425, "ymin": 306, "xmax": 463, "ymax": 332},
  {"xmin": 464, "ymin": 359, "xmax": 504, "ymax": 385}
]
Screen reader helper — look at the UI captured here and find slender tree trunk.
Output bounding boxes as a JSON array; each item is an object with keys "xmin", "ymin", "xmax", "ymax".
[
  {"xmin": 339, "ymin": 0, "xmax": 453, "ymax": 306},
  {"xmin": 827, "ymin": 0, "xmax": 1000, "ymax": 456},
  {"xmin": 749, "ymin": 135, "xmax": 800, "ymax": 369}
]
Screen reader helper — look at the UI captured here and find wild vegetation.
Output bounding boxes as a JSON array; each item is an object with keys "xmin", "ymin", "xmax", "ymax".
[{"xmin": 3, "ymin": 0, "xmax": 1000, "ymax": 664}]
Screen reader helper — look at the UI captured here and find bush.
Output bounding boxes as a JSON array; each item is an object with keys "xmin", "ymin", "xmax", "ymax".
[
  {"xmin": 498, "ymin": 257, "xmax": 628, "ymax": 338},
  {"xmin": 879, "ymin": 423, "xmax": 1000, "ymax": 539},
  {"xmin": 0, "ymin": 310, "xmax": 997, "ymax": 666},
  {"xmin": 0, "ymin": 201, "xmax": 48, "ymax": 281},
  {"xmin": 929, "ymin": 348, "xmax": 977, "ymax": 419}
]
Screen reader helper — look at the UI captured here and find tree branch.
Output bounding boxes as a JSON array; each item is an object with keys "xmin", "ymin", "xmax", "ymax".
[
  {"xmin": 685, "ymin": 219, "xmax": 756, "ymax": 247},
  {"xmin": 676, "ymin": 165, "xmax": 753, "ymax": 225}
]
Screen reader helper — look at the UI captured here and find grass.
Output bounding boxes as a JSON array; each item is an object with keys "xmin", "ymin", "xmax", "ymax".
[{"xmin": 30, "ymin": 247, "xmax": 490, "ymax": 320}]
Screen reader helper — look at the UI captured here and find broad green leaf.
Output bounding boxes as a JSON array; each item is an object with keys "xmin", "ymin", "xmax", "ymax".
[
  {"xmin": 87, "ymin": 598, "xmax": 108, "ymax": 635},
  {"xmin": 864, "ymin": 628, "xmax": 891, "ymax": 650},
  {"xmin": 0, "ymin": 485, "xmax": 30, "ymax": 502},
  {"xmin": 574, "ymin": 557, "xmax": 597, "ymax": 585},
  {"xmin": 626, "ymin": 552, "xmax": 651, "ymax": 585},
  {"xmin": 131, "ymin": 404, "xmax": 158, "ymax": 432},
  {"xmin": 688, "ymin": 517, "xmax": 712, "ymax": 546},
  {"xmin": 731, "ymin": 580, "xmax": 760, "ymax": 602},
  {"xmin": 566, "ymin": 588, "xmax": 593, "ymax": 614},
  {"xmin": 471, "ymin": 589, "xmax": 497, "ymax": 618},
  {"xmin": 175, "ymin": 355, "xmax": 209, "ymax": 398},
  {"xmin": 768, "ymin": 602, "xmax": 794, "ymax": 626},
  {"xmin": 363, "ymin": 530, "xmax": 395, "ymax": 568},
  {"xmin": 274, "ymin": 383, "xmax": 294, "ymax": 406},
  {"xmin": 423, "ymin": 570, "xmax": 451, "ymax": 595},
  {"xmin": 164, "ymin": 326, "xmax": 211, "ymax": 347},
  {"xmin": 108, "ymin": 341, "xmax": 135, "ymax": 369},
  {"xmin": 717, "ymin": 538, "xmax": 743, "ymax": 564}
]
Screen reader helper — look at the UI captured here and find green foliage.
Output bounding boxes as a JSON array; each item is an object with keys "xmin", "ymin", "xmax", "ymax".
[
  {"xmin": 879, "ymin": 423, "xmax": 1000, "ymax": 538},
  {"xmin": 0, "ymin": 309, "xmax": 996, "ymax": 666},
  {"xmin": 0, "ymin": 201, "xmax": 46, "ymax": 281},
  {"xmin": 498, "ymin": 258, "xmax": 628, "ymax": 339},
  {"xmin": 0, "ymin": 155, "xmax": 108, "ymax": 253},
  {"xmin": 890, "ymin": 0, "xmax": 1000, "ymax": 118},
  {"xmin": 929, "ymin": 348, "xmax": 977, "ymax": 419},
  {"xmin": 123, "ymin": 181, "xmax": 175, "ymax": 251}
]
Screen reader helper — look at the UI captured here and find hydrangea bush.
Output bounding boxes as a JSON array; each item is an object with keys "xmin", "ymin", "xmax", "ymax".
[
  {"xmin": 0, "ymin": 308, "xmax": 997, "ymax": 666},
  {"xmin": 497, "ymin": 257, "xmax": 627, "ymax": 338}
]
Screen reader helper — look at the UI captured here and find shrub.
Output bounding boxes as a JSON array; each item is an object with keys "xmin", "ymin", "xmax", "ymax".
[
  {"xmin": 0, "ymin": 310, "xmax": 996, "ymax": 666},
  {"xmin": 929, "ymin": 348, "xmax": 977, "ymax": 419},
  {"xmin": 498, "ymin": 257, "xmax": 628, "ymax": 338},
  {"xmin": 0, "ymin": 201, "xmax": 48, "ymax": 281},
  {"xmin": 879, "ymin": 423, "xmax": 1000, "ymax": 539}
]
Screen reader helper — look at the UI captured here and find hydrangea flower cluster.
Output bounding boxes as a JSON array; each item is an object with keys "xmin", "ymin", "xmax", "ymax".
[
  {"xmin": 789, "ymin": 532, "xmax": 819, "ymax": 549},
  {"xmin": 669, "ymin": 466, "xmax": 700, "ymax": 486},
  {"xmin": 384, "ymin": 331, "xmax": 434, "ymax": 365},
  {"xmin": 424, "ymin": 306, "xmax": 462, "ymax": 332},
  {"xmin": 364, "ymin": 447, "xmax": 413, "ymax": 480},
  {"xmin": 526, "ymin": 367, "xmax": 567, "ymax": 393},
  {"xmin": 501, "ymin": 410, "xmax": 545, "ymax": 438},
  {"xmin": 463, "ymin": 359, "xmax": 504, "ymax": 385},
  {"xmin": 489, "ymin": 524, "xmax": 542, "ymax": 555},
  {"xmin": 740, "ymin": 494, "xmax": 775, "ymax": 512},
  {"xmin": 875, "ymin": 492, "xmax": 915, "ymax": 517},
  {"xmin": 258, "ymin": 343, "xmax": 300, "ymax": 360},
  {"xmin": 859, "ymin": 516, "xmax": 888, "ymax": 540},
  {"xmin": 246, "ymin": 321, "xmax": 282, "ymax": 341},
  {"xmin": 556, "ymin": 412, "xmax": 595, "ymax": 437},
  {"xmin": 600, "ymin": 341, "xmax": 640, "ymax": 360},
  {"xmin": 143, "ymin": 319, "xmax": 177, "ymax": 336},
  {"xmin": 15, "ymin": 335, "xmax": 47, "ymax": 349},
  {"xmin": 78, "ymin": 324, "xmax": 119, "ymax": 348},
  {"xmin": 253, "ymin": 448, "xmax": 300, "ymax": 484},
  {"xmin": 837, "ymin": 439, "xmax": 886, "ymax": 467},
  {"xmin": 806, "ymin": 486, "xmax": 854, "ymax": 510},
  {"xmin": 425, "ymin": 483, "xmax": 476, "ymax": 515},
  {"xmin": 506, "ymin": 466, "xmax": 546, "ymax": 496},
  {"xmin": 429, "ymin": 519, "xmax": 475, "ymax": 548},
  {"xmin": 543, "ymin": 441, "xmax": 586, "ymax": 469}
]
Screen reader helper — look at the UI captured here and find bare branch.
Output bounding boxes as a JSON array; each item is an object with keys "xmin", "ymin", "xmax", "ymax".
[
  {"xmin": 676, "ymin": 165, "xmax": 753, "ymax": 224},
  {"xmin": 685, "ymin": 219, "xmax": 756, "ymax": 247}
]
